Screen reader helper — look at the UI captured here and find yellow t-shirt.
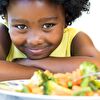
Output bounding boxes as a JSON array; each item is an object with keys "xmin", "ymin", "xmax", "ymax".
[{"xmin": 6, "ymin": 27, "xmax": 79, "ymax": 61}]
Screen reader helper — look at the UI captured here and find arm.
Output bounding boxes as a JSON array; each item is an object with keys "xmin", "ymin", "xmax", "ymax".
[
  {"xmin": 0, "ymin": 60, "xmax": 42, "ymax": 81},
  {"xmin": 14, "ymin": 32, "xmax": 100, "ymax": 73}
]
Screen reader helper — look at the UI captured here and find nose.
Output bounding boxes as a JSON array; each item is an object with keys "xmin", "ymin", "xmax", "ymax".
[{"xmin": 26, "ymin": 32, "xmax": 44, "ymax": 46}]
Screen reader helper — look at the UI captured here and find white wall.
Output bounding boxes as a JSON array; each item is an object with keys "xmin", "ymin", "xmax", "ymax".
[
  {"xmin": 0, "ymin": 0, "xmax": 100, "ymax": 50},
  {"xmin": 71, "ymin": 0, "xmax": 100, "ymax": 51}
]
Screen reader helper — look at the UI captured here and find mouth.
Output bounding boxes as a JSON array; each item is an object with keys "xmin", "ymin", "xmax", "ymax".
[
  {"xmin": 19, "ymin": 44, "xmax": 53, "ymax": 59},
  {"xmin": 29, "ymin": 48, "xmax": 45, "ymax": 54},
  {"xmin": 24, "ymin": 47, "xmax": 50, "ymax": 56}
]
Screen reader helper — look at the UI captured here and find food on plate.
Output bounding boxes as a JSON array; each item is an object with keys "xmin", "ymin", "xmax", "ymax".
[
  {"xmin": 17, "ymin": 61, "xmax": 100, "ymax": 96},
  {"xmin": 0, "ymin": 61, "xmax": 100, "ymax": 96}
]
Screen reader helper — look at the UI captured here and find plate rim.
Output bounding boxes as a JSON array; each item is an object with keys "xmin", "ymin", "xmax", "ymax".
[{"xmin": 0, "ymin": 80, "xmax": 100, "ymax": 100}]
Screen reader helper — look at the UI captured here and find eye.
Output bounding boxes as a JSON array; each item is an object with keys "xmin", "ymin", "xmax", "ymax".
[
  {"xmin": 15, "ymin": 24, "xmax": 28, "ymax": 30},
  {"xmin": 42, "ymin": 23, "xmax": 56, "ymax": 30}
]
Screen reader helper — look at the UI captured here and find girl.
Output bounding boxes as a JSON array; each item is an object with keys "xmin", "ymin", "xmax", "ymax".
[{"xmin": 0, "ymin": 0, "xmax": 100, "ymax": 81}]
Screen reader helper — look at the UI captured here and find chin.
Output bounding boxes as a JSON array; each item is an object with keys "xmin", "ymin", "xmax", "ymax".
[{"xmin": 27, "ymin": 55, "xmax": 49, "ymax": 60}]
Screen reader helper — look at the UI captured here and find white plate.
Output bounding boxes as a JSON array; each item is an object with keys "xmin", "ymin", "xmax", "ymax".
[{"xmin": 0, "ymin": 80, "xmax": 100, "ymax": 100}]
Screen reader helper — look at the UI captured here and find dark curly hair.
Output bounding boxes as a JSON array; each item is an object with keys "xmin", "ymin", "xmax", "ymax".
[{"xmin": 0, "ymin": 0, "xmax": 90, "ymax": 25}]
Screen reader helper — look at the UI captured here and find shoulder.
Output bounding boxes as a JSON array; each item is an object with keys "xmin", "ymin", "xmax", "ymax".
[
  {"xmin": 72, "ymin": 31, "xmax": 92, "ymax": 44},
  {"xmin": 0, "ymin": 23, "xmax": 11, "ymax": 60},
  {"xmin": 71, "ymin": 30, "xmax": 91, "ymax": 49},
  {"xmin": 71, "ymin": 31, "xmax": 99, "ymax": 57}
]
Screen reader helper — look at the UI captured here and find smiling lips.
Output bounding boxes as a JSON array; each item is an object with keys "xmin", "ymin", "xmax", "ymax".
[
  {"xmin": 27, "ymin": 47, "xmax": 49, "ymax": 55},
  {"xmin": 30, "ymin": 49, "xmax": 44, "ymax": 54}
]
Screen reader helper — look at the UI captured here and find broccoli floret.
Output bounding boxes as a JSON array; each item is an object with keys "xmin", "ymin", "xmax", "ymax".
[
  {"xmin": 44, "ymin": 80, "xmax": 72, "ymax": 95},
  {"xmin": 31, "ymin": 70, "xmax": 48, "ymax": 86},
  {"xmin": 93, "ymin": 80, "xmax": 100, "ymax": 89},
  {"xmin": 30, "ymin": 70, "xmax": 55, "ymax": 86},
  {"xmin": 44, "ymin": 70, "xmax": 56, "ymax": 81},
  {"xmin": 80, "ymin": 61, "xmax": 99, "ymax": 88},
  {"xmin": 80, "ymin": 61, "xmax": 98, "ymax": 75}
]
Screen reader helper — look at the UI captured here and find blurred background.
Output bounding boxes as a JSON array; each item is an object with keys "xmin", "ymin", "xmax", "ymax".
[
  {"xmin": 71, "ymin": 0, "xmax": 100, "ymax": 51},
  {"xmin": 0, "ymin": 0, "xmax": 100, "ymax": 50}
]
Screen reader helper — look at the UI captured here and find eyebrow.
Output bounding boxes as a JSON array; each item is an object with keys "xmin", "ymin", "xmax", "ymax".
[
  {"xmin": 39, "ymin": 16, "xmax": 58, "ymax": 22},
  {"xmin": 11, "ymin": 16, "xmax": 58, "ymax": 24},
  {"xmin": 11, "ymin": 19, "xmax": 28, "ymax": 24}
]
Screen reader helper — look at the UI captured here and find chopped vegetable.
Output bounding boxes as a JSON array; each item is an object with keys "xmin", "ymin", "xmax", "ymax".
[
  {"xmin": 30, "ymin": 70, "xmax": 48, "ymax": 86},
  {"xmin": 0, "ymin": 61, "xmax": 100, "ymax": 96},
  {"xmin": 21, "ymin": 84, "xmax": 30, "ymax": 93},
  {"xmin": 18, "ymin": 61, "xmax": 100, "ymax": 96},
  {"xmin": 80, "ymin": 61, "xmax": 98, "ymax": 75},
  {"xmin": 67, "ymin": 81, "xmax": 73, "ymax": 89},
  {"xmin": 93, "ymin": 80, "xmax": 100, "ymax": 89},
  {"xmin": 44, "ymin": 80, "xmax": 72, "ymax": 96},
  {"xmin": 73, "ymin": 87, "xmax": 92, "ymax": 96}
]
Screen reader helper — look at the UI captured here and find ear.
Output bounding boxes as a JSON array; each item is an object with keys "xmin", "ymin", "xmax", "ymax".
[
  {"xmin": 1, "ymin": 14, "xmax": 5, "ymax": 19},
  {"xmin": 1, "ymin": 14, "xmax": 8, "ymax": 27},
  {"xmin": 64, "ymin": 23, "xmax": 68, "ymax": 28}
]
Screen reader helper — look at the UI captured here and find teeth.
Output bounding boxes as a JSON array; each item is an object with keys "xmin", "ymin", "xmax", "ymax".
[{"xmin": 30, "ymin": 49, "xmax": 43, "ymax": 53}]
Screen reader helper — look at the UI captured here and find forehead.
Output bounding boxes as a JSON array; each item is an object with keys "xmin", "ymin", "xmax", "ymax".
[
  {"xmin": 8, "ymin": 0, "xmax": 63, "ymax": 14},
  {"xmin": 7, "ymin": 0, "xmax": 64, "ymax": 21},
  {"xmin": 8, "ymin": 0, "xmax": 59, "ymax": 8}
]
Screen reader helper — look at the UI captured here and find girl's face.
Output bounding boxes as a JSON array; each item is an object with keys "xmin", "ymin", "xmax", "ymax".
[{"xmin": 7, "ymin": 0, "xmax": 65, "ymax": 59}]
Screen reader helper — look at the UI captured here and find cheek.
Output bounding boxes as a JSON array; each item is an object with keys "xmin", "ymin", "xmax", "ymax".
[
  {"xmin": 52, "ymin": 24, "xmax": 65, "ymax": 44},
  {"xmin": 9, "ymin": 30, "xmax": 26, "ymax": 45},
  {"xmin": 48, "ymin": 28, "xmax": 64, "ymax": 46}
]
